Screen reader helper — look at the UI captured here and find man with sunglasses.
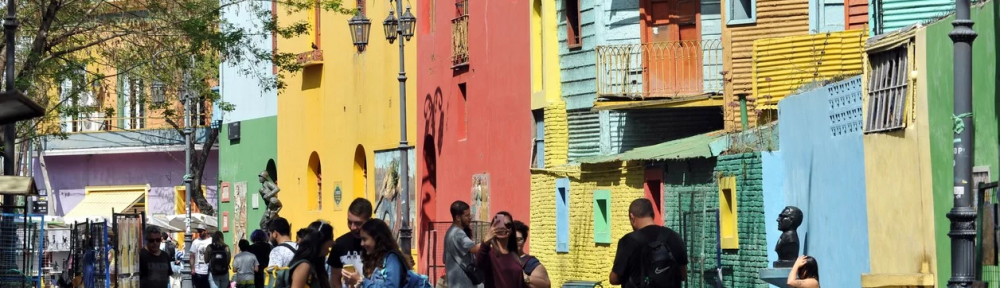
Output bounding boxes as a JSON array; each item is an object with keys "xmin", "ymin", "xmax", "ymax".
[
  {"xmin": 328, "ymin": 198, "xmax": 372, "ymax": 287},
  {"xmin": 140, "ymin": 226, "xmax": 173, "ymax": 288}
]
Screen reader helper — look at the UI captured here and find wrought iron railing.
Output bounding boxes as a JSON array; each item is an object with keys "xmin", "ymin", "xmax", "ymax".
[
  {"xmin": 596, "ymin": 39, "xmax": 724, "ymax": 99},
  {"xmin": 56, "ymin": 113, "xmax": 211, "ymax": 133},
  {"xmin": 451, "ymin": 14, "xmax": 470, "ymax": 67}
]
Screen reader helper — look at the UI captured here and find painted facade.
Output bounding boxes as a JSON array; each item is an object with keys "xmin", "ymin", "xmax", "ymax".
[
  {"xmin": 870, "ymin": 0, "xmax": 954, "ymax": 35},
  {"xmin": 777, "ymin": 76, "xmax": 871, "ymax": 288},
  {"xmin": 273, "ymin": 0, "xmax": 418, "ymax": 253},
  {"xmin": 752, "ymin": 29, "xmax": 867, "ymax": 106},
  {"xmin": 217, "ymin": 0, "xmax": 278, "ymax": 243}
]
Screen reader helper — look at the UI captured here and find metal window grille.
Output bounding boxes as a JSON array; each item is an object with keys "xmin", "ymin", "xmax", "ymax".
[{"xmin": 864, "ymin": 45, "xmax": 908, "ymax": 133}]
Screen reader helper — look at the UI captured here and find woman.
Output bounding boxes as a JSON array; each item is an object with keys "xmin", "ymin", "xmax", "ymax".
[
  {"xmin": 511, "ymin": 221, "xmax": 550, "ymax": 288},
  {"xmin": 248, "ymin": 229, "xmax": 272, "ymax": 288},
  {"xmin": 288, "ymin": 221, "xmax": 335, "ymax": 288},
  {"xmin": 208, "ymin": 231, "xmax": 232, "ymax": 288},
  {"xmin": 341, "ymin": 219, "xmax": 411, "ymax": 288},
  {"xmin": 475, "ymin": 212, "xmax": 527, "ymax": 288},
  {"xmin": 787, "ymin": 255, "xmax": 820, "ymax": 288}
]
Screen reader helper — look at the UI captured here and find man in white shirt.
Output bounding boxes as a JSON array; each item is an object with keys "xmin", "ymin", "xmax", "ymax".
[
  {"xmin": 189, "ymin": 224, "xmax": 213, "ymax": 288},
  {"xmin": 267, "ymin": 217, "xmax": 298, "ymax": 268}
]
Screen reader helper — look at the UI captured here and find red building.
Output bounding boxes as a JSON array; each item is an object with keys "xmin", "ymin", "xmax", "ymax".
[{"xmin": 416, "ymin": 0, "xmax": 532, "ymax": 278}]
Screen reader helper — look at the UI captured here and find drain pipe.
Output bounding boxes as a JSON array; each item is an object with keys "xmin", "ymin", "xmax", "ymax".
[{"xmin": 947, "ymin": 0, "xmax": 978, "ymax": 287}]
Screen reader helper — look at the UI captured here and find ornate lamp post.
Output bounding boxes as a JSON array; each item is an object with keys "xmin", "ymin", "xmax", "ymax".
[
  {"xmin": 385, "ymin": 0, "xmax": 415, "ymax": 255},
  {"xmin": 948, "ymin": 0, "xmax": 977, "ymax": 287}
]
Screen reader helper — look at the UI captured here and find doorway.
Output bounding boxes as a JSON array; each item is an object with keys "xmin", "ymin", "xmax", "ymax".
[{"xmin": 641, "ymin": 0, "xmax": 703, "ymax": 96}]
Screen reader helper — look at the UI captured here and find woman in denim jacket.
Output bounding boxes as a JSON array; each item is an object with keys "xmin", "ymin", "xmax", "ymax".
[{"xmin": 341, "ymin": 219, "xmax": 412, "ymax": 288}]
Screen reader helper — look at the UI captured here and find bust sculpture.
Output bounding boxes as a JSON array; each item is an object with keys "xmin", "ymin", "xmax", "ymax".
[
  {"xmin": 259, "ymin": 171, "xmax": 282, "ymax": 229},
  {"xmin": 774, "ymin": 206, "xmax": 803, "ymax": 268}
]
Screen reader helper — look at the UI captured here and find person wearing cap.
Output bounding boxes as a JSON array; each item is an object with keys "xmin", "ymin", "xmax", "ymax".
[{"xmin": 190, "ymin": 224, "xmax": 213, "ymax": 288}]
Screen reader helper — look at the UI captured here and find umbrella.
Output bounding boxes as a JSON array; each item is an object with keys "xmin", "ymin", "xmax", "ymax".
[
  {"xmin": 147, "ymin": 215, "xmax": 183, "ymax": 232},
  {"xmin": 166, "ymin": 213, "xmax": 218, "ymax": 232}
]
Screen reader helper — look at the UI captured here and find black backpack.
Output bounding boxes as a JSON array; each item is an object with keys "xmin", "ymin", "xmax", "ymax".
[
  {"xmin": 209, "ymin": 244, "xmax": 230, "ymax": 275},
  {"xmin": 631, "ymin": 228, "xmax": 680, "ymax": 288}
]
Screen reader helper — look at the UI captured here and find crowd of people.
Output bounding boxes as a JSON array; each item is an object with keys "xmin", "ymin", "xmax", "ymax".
[{"xmin": 136, "ymin": 197, "xmax": 822, "ymax": 288}]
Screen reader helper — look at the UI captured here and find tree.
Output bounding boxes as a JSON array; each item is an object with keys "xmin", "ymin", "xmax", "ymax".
[{"xmin": 6, "ymin": 0, "xmax": 353, "ymax": 216}]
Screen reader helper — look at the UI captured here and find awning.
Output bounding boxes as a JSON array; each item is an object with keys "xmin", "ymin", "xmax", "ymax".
[
  {"xmin": 64, "ymin": 190, "xmax": 145, "ymax": 220},
  {"xmin": 579, "ymin": 131, "xmax": 724, "ymax": 164}
]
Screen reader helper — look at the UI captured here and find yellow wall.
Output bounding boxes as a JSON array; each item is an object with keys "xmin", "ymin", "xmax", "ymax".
[
  {"xmin": 275, "ymin": 0, "xmax": 417, "ymax": 250},
  {"xmin": 861, "ymin": 29, "xmax": 937, "ymax": 285},
  {"xmin": 529, "ymin": 0, "xmax": 562, "ymax": 110},
  {"xmin": 752, "ymin": 29, "xmax": 867, "ymax": 108}
]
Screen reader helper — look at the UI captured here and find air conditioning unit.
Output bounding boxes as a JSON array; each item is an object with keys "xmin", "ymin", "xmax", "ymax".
[{"xmin": 228, "ymin": 121, "xmax": 241, "ymax": 140}]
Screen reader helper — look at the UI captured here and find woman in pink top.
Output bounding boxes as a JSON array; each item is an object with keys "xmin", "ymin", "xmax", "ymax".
[{"xmin": 476, "ymin": 212, "xmax": 527, "ymax": 288}]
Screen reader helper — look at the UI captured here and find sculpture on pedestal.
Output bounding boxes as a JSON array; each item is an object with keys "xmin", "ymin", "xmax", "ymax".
[
  {"xmin": 259, "ymin": 171, "xmax": 282, "ymax": 229},
  {"xmin": 774, "ymin": 206, "xmax": 803, "ymax": 268}
]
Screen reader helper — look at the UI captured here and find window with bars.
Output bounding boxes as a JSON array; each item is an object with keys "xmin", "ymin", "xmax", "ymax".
[{"xmin": 864, "ymin": 45, "xmax": 908, "ymax": 133}]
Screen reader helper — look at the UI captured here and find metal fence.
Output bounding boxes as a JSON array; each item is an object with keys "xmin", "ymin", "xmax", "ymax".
[
  {"xmin": 665, "ymin": 188, "xmax": 723, "ymax": 288},
  {"xmin": 596, "ymin": 39, "xmax": 724, "ymax": 99},
  {"xmin": 69, "ymin": 220, "xmax": 111, "ymax": 288},
  {"xmin": 423, "ymin": 221, "xmax": 490, "ymax": 282},
  {"xmin": 0, "ymin": 211, "xmax": 46, "ymax": 288}
]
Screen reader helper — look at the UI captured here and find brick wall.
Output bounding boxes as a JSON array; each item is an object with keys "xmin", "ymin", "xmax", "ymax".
[
  {"xmin": 714, "ymin": 153, "xmax": 768, "ymax": 288},
  {"xmin": 529, "ymin": 162, "xmax": 646, "ymax": 287},
  {"xmin": 662, "ymin": 158, "xmax": 720, "ymax": 287},
  {"xmin": 544, "ymin": 102, "xmax": 569, "ymax": 167}
]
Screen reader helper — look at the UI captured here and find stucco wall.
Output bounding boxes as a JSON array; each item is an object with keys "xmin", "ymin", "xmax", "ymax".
[
  {"xmin": 861, "ymin": 28, "xmax": 937, "ymax": 283},
  {"xmin": 761, "ymin": 151, "xmax": 784, "ymax": 266},
  {"xmin": 777, "ymin": 77, "xmax": 871, "ymax": 288},
  {"xmin": 218, "ymin": 116, "xmax": 276, "ymax": 242},
  {"xmin": 35, "ymin": 151, "xmax": 219, "ymax": 217},
  {"xmin": 924, "ymin": 3, "xmax": 999, "ymax": 286},
  {"xmin": 219, "ymin": 1, "xmax": 277, "ymax": 123}
]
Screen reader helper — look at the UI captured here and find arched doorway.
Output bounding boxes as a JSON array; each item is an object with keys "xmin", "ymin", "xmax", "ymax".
[
  {"xmin": 266, "ymin": 159, "xmax": 278, "ymax": 184},
  {"xmin": 353, "ymin": 145, "xmax": 368, "ymax": 200},
  {"xmin": 308, "ymin": 152, "xmax": 322, "ymax": 211}
]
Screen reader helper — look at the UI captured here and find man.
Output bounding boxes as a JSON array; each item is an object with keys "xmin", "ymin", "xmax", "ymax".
[
  {"xmin": 267, "ymin": 217, "xmax": 297, "ymax": 268},
  {"xmin": 232, "ymin": 239, "xmax": 259, "ymax": 288},
  {"xmin": 609, "ymin": 198, "xmax": 688, "ymax": 288},
  {"xmin": 328, "ymin": 198, "xmax": 372, "ymax": 287},
  {"xmin": 140, "ymin": 226, "xmax": 173, "ymax": 288},
  {"xmin": 161, "ymin": 232, "xmax": 182, "ymax": 288},
  {"xmin": 190, "ymin": 224, "xmax": 214, "ymax": 288},
  {"xmin": 247, "ymin": 229, "xmax": 272, "ymax": 288},
  {"xmin": 444, "ymin": 200, "xmax": 490, "ymax": 288}
]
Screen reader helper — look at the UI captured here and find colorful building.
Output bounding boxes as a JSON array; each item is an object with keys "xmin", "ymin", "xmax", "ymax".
[
  {"xmin": 216, "ymin": 1, "xmax": 278, "ymax": 242},
  {"xmin": 414, "ymin": 0, "xmax": 546, "ymax": 276},
  {"xmin": 273, "ymin": 0, "xmax": 417, "ymax": 255}
]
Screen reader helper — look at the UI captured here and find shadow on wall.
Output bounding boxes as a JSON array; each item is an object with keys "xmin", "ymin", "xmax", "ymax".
[
  {"xmin": 302, "ymin": 66, "xmax": 323, "ymax": 90},
  {"xmin": 424, "ymin": 87, "xmax": 446, "ymax": 155},
  {"xmin": 267, "ymin": 159, "xmax": 278, "ymax": 184}
]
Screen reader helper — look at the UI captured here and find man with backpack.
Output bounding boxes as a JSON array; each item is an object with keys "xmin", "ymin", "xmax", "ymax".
[
  {"xmin": 207, "ymin": 231, "xmax": 232, "ymax": 288},
  {"xmin": 609, "ymin": 198, "xmax": 688, "ymax": 288},
  {"xmin": 267, "ymin": 217, "xmax": 298, "ymax": 268}
]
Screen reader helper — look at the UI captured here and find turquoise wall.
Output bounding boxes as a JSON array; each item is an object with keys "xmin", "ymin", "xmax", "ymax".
[
  {"xmin": 870, "ymin": 0, "xmax": 954, "ymax": 35},
  {"xmin": 925, "ymin": 2, "xmax": 998, "ymax": 287}
]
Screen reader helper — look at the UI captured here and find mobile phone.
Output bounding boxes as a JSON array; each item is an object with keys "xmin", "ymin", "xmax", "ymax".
[
  {"xmin": 493, "ymin": 215, "xmax": 504, "ymax": 227},
  {"xmin": 343, "ymin": 264, "xmax": 356, "ymax": 274}
]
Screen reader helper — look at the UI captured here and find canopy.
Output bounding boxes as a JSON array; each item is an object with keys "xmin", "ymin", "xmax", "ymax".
[
  {"xmin": 63, "ymin": 190, "xmax": 144, "ymax": 220},
  {"xmin": 166, "ymin": 213, "xmax": 218, "ymax": 232},
  {"xmin": 147, "ymin": 214, "xmax": 183, "ymax": 232}
]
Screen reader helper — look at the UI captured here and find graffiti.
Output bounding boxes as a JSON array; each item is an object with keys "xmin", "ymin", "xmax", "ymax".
[
  {"xmin": 233, "ymin": 182, "xmax": 248, "ymax": 241},
  {"xmin": 373, "ymin": 148, "xmax": 416, "ymax": 247},
  {"xmin": 471, "ymin": 174, "xmax": 490, "ymax": 222}
]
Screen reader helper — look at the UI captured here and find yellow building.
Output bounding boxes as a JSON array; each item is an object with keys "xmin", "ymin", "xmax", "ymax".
[{"xmin": 274, "ymin": 0, "xmax": 417, "ymax": 251}]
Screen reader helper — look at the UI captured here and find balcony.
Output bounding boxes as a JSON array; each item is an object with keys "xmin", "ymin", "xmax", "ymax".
[
  {"xmin": 56, "ymin": 113, "xmax": 212, "ymax": 133},
  {"xmin": 451, "ymin": 14, "xmax": 469, "ymax": 67},
  {"xmin": 596, "ymin": 39, "xmax": 723, "ymax": 99}
]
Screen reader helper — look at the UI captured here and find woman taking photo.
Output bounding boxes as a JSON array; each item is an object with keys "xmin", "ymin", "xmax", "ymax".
[
  {"xmin": 288, "ymin": 221, "xmax": 335, "ymax": 288},
  {"xmin": 787, "ymin": 255, "xmax": 820, "ymax": 288},
  {"xmin": 475, "ymin": 212, "xmax": 527, "ymax": 288},
  {"xmin": 341, "ymin": 219, "xmax": 412, "ymax": 288}
]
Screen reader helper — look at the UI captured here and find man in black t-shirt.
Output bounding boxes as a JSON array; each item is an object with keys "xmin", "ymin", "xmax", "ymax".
[
  {"xmin": 328, "ymin": 198, "xmax": 372, "ymax": 288},
  {"xmin": 609, "ymin": 198, "xmax": 688, "ymax": 288},
  {"xmin": 140, "ymin": 227, "xmax": 173, "ymax": 288}
]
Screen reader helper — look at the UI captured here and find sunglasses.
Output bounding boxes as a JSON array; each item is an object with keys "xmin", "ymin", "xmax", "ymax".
[{"xmin": 147, "ymin": 238, "xmax": 163, "ymax": 243}]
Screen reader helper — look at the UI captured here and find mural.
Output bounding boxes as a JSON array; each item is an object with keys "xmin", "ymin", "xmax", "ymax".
[
  {"xmin": 471, "ymin": 174, "xmax": 490, "ymax": 222},
  {"xmin": 233, "ymin": 182, "xmax": 248, "ymax": 241},
  {"xmin": 373, "ymin": 148, "xmax": 416, "ymax": 248}
]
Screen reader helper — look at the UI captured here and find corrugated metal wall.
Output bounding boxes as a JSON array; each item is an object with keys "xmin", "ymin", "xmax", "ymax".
[
  {"xmin": 846, "ymin": 0, "xmax": 869, "ymax": 30},
  {"xmin": 724, "ymin": 0, "xmax": 810, "ymax": 131},
  {"xmin": 558, "ymin": 0, "xmax": 599, "ymax": 110},
  {"xmin": 870, "ymin": 0, "xmax": 953, "ymax": 35},
  {"xmin": 752, "ymin": 29, "xmax": 867, "ymax": 107},
  {"xmin": 606, "ymin": 108, "xmax": 724, "ymax": 153},
  {"xmin": 567, "ymin": 109, "xmax": 601, "ymax": 161}
]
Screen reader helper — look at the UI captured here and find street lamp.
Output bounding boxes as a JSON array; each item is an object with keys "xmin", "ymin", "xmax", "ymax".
[
  {"xmin": 382, "ymin": 0, "xmax": 415, "ymax": 256},
  {"xmin": 947, "ymin": 0, "xmax": 978, "ymax": 287},
  {"xmin": 348, "ymin": 11, "xmax": 372, "ymax": 51}
]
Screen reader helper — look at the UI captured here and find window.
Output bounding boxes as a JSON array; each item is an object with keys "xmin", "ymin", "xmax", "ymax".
[
  {"xmin": 810, "ymin": 0, "xmax": 845, "ymax": 33},
  {"xmin": 565, "ymin": 0, "xmax": 581, "ymax": 48},
  {"xmin": 864, "ymin": 45, "xmax": 908, "ymax": 133},
  {"xmin": 718, "ymin": 176, "xmax": 739, "ymax": 249},
  {"xmin": 556, "ymin": 178, "xmax": 570, "ymax": 252},
  {"xmin": 593, "ymin": 190, "xmax": 611, "ymax": 244},
  {"xmin": 644, "ymin": 167, "xmax": 664, "ymax": 225},
  {"xmin": 121, "ymin": 76, "xmax": 146, "ymax": 130},
  {"xmin": 726, "ymin": 0, "xmax": 756, "ymax": 25},
  {"xmin": 531, "ymin": 110, "xmax": 545, "ymax": 168},
  {"xmin": 457, "ymin": 83, "xmax": 468, "ymax": 140},
  {"xmin": 452, "ymin": 0, "xmax": 470, "ymax": 66}
]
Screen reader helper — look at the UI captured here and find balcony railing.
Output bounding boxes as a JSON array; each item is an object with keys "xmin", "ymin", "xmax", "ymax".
[
  {"xmin": 451, "ymin": 14, "xmax": 470, "ymax": 67},
  {"xmin": 56, "ymin": 114, "xmax": 212, "ymax": 133},
  {"xmin": 596, "ymin": 39, "xmax": 723, "ymax": 99}
]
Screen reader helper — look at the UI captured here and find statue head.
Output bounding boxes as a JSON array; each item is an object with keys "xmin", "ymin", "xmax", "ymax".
[
  {"xmin": 259, "ymin": 171, "xmax": 269, "ymax": 183},
  {"xmin": 777, "ymin": 206, "xmax": 803, "ymax": 232}
]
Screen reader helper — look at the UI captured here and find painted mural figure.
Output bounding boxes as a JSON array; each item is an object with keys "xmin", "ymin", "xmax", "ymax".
[
  {"xmin": 258, "ymin": 171, "xmax": 282, "ymax": 229},
  {"xmin": 774, "ymin": 206, "xmax": 803, "ymax": 268}
]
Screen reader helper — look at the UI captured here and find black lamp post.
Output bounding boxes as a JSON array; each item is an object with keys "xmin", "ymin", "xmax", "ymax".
[
  {"xmin": 948, "ymin": 0, "xmax": 978, "ymax": 287},
  {"xmin": 348, "ymin": 11, "xmax": 371, "ymax": 51},
  {"xmin": 384, "ymin": 0, "xmax": 415, "ymax": 256}
]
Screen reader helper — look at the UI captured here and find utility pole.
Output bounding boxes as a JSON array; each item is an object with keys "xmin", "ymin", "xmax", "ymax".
[
  {"xmin": 947, "ymin": 0, "xmax": 977, "ymax": 287},
  {"xmin": 181, "ymin": 55, "xmax": 195, "ymax": 288}
]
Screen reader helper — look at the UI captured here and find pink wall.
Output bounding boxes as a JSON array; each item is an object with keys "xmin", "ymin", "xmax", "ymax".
[
  {"xmin": 33, "ymin": 151, "xmax": 219, "ymax": 216},
  {"xmin": 416, "ymin": 0, "xmax": 532, "ymax": 270}
]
